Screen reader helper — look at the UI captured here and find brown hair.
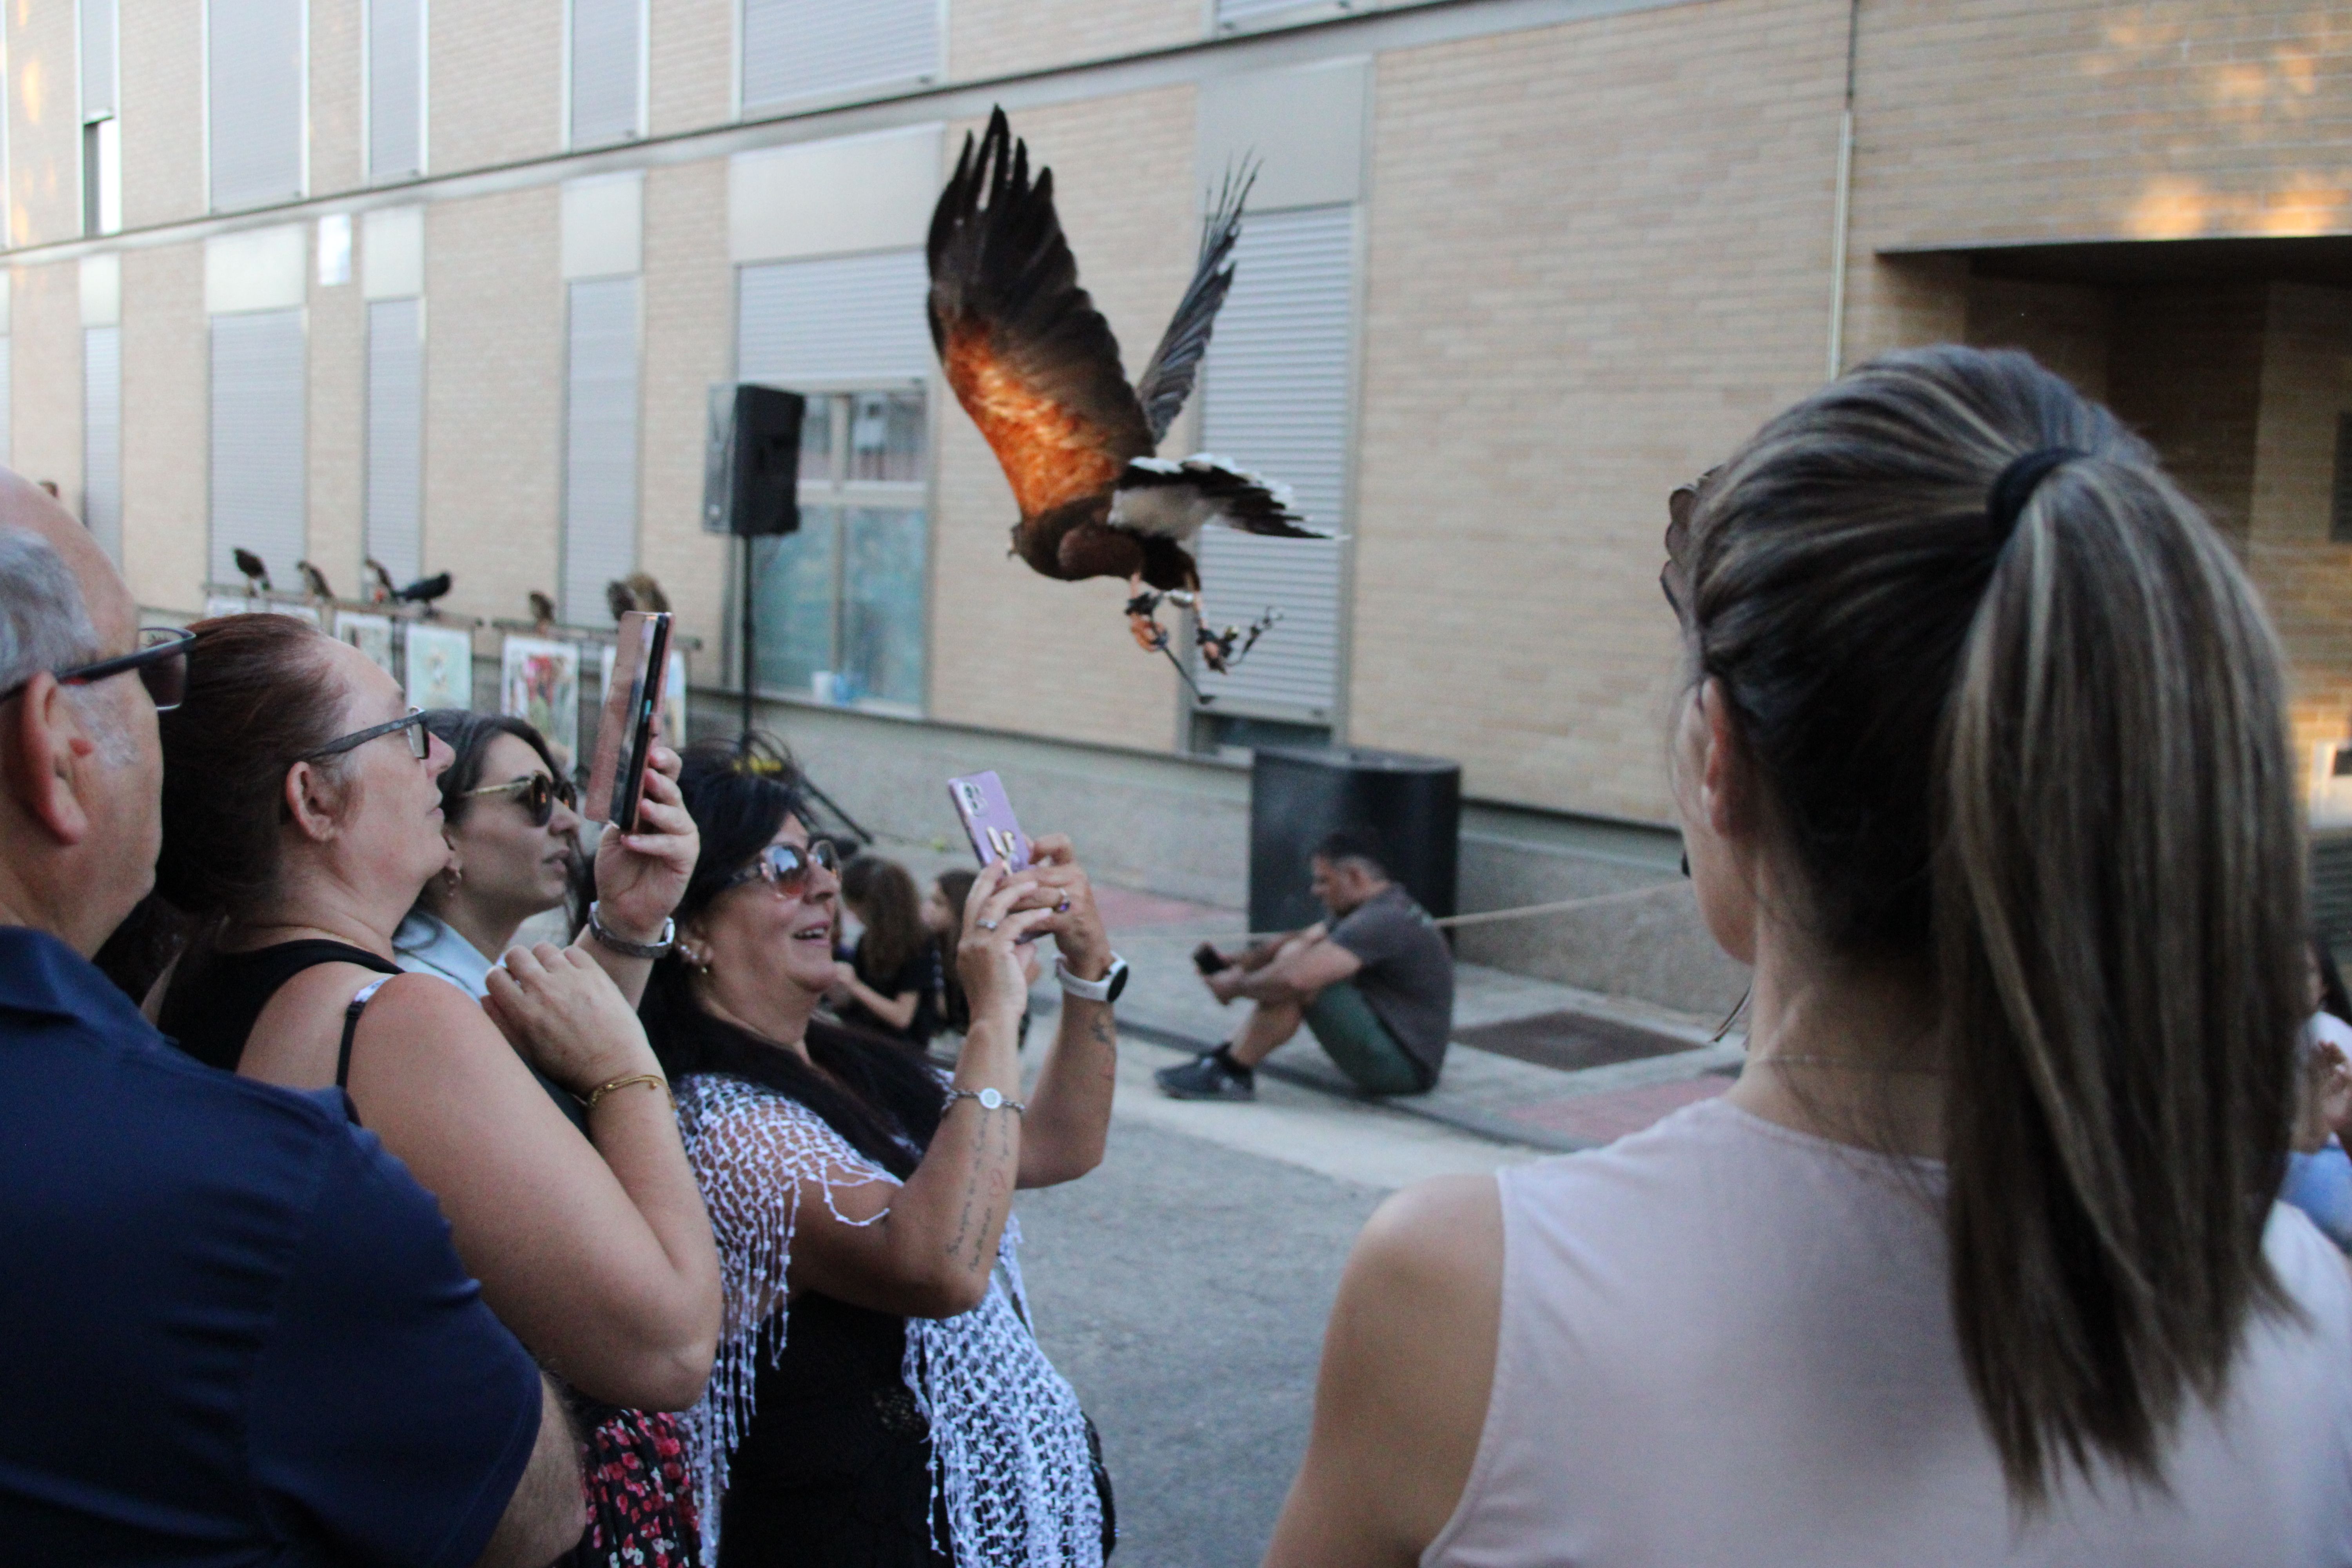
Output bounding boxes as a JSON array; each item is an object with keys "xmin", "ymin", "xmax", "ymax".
[
  {"xmin": 1680, "ymin": 345, "xmax": 2302, "ymax": 1504},
  {"xmin": 155, "ymin": 614, "xmax": 350, "ymax": 920},
  {"xmin": 840, "ymin": 854, "xmax": 926, "ymax": 980}
]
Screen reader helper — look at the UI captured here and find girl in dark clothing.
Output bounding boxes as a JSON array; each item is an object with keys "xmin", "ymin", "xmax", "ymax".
[{"xmin": 832, "ymin": 855, "xmax": 939, "ymax": 1048}]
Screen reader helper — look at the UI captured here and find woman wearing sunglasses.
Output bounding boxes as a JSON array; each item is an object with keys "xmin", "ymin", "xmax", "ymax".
[
  {"xmin": 642, "ymin": 736, "xmax": 1123, "ymax": 1567},
  {"xmin": 151, "ymin": 614, "xmax": 722, "ymax": 1564}
]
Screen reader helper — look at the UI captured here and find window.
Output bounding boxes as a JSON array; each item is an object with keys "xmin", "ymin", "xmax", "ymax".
[
  {"xmin": 82, "ymin": 325, "xmax": 120, "ymax": 562},
  {"xmin": 1192, "ymin": 203, "xmax": 1354, "ymax": 726},
  {"xmin": 365, "ymin": 297, "xmax": 423, "ymax": 584},
  {"xmin": 366, "ymin": 0, "xmax": 425, "ymax": 182},
  {"xmin": 209, "ymin": 309, "xmax": 307, "ymax": 588},
  {"xmin": 208, "ymin": 0, "xmax": 306, "ymax": 212},
  {"xmin": 80, "ymin": 0, "xmax": 119, "ymax": 235},
  {"xmin": 569, "ymin": 0, "xmax": 644, "ymax": 147},
  {"xmin": 561, "ymin": 276, "xmax": 641, "ymax": 623},
  {"xmin": 739, "ymin": 0, "xmax": 937, "ymax": 114}
]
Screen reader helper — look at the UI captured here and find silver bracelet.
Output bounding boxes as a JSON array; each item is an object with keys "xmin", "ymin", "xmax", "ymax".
[
  {"xmin": 587, "ymin": 900, "xmax": 675, "ymax": 960},
  {"xmin": 943, "ymin": 1086, "xmax": 1026, "ymax": 1115}
]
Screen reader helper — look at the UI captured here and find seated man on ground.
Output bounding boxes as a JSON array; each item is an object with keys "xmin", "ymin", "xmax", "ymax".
[
  {"xmin": 1157, "ymin": 829, "xmax": 1454, "ymax": 1102},
  {"xmin": 0, "ymin": 474, "xmax": 582, "ymax": 1566}
]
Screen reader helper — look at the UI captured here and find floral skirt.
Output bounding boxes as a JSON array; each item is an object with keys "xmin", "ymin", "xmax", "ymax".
[{"xmin": 571, "ymin": 1406, "xmax": 701, "ymax": 1568}]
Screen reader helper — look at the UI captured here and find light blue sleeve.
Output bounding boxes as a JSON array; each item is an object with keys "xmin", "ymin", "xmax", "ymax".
[{"xmin": 2282, "ymin": 1140, "xmax": 2352, "ymax": 1254}]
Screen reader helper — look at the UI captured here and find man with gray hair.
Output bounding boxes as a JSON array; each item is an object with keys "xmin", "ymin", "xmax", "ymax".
[{"xmin": 0, "ymin": 474, "xmax": 586, "ymax": 1567}]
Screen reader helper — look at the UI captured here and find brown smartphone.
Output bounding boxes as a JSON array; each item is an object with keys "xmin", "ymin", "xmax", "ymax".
[{"xmin": 584, "ymin": 611, "xmax": 672, "ymax": 833}]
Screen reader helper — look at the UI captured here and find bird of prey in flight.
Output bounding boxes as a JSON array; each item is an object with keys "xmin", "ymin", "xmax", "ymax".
[{"xmin": 927, "ymin": 107, "xmax": 1334, "ymax": 677}]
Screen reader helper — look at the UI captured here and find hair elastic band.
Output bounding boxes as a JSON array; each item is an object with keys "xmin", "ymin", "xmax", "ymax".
[{"xmin": 1987, "ymin": 446, "xmax": 2087, "ymax": 534}]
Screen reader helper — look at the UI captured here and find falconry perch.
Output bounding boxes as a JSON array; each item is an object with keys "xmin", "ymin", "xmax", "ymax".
[{"xmin": 927, "ymin": 107, "xmax": 1334, "ymax": 675}]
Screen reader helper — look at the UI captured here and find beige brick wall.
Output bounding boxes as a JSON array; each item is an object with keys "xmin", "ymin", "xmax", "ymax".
[
  {"xmin": 926, "ymin": 87, "xmax": 1199, "ymax": 753},
  {"xmin": 948, "ymin": 0, "xmax": 1198, "ymax": 83},
  {"xmin": 9, "ymin": 1, "xmax": 79, "ymax": 247},
  {"xmin": 308, "ymin": 263, "xmax": 366, "ymax": 597},
  {"xmin": 2110, "ymin": 282, "xmax": 2268, "ymax": 535},
  {"xmin": 421, "ymin": 187, "xmax": 563, "ymax": 627},
  {"xmin": 10, "ymin": 261, "xmax": 80, "ymax": 503},
  {"xmin": 311, "ymin": 0, "xmax": 363, "ymax": 196},
  {"xmin": 118, "ymin": 243, "xmax": 207, "ymax": 612},
  {"xmin": 430, "ymin": 1, "xmax": 561, "ymax": 174},
  {"xmin": 637, "ymin": 158, "xmax": 733, "ymax": 664},
  {"xmin": 121, "ymin": 0, "xmax": 205, "ymax": 228},
  {"xmin": 1350, "ymin": 0, "xmax": 1849, "ymax": 821},
  {"xmin": 1965, "ymin": 275, "xmax": 2114, "ymax": 402},
  {"xmin": 650, "ymin": 0, "xmax": 731, "ymax": 138}
]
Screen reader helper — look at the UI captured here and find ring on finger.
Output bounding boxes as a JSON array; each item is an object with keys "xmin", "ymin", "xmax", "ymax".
[
  {"xmin": 1055, "ymin": 898, "xmax": 1071, "ymax": 913},
  {"xmin": 977, "ymin": 918, "xmax": 1000, "ymax": 931}
]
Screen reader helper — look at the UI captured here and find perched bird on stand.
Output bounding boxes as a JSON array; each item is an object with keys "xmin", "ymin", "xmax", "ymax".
[
  {"xmin": 527, "ymin": 591, "xmax": 558, "ymax": 633},
  {"xmin": 605, "ymin": 572, "xmax": 672, "ymax": 622},
  {"xmin": 393, "ymin": 571, "xmax": 452, "ymax": 615},
  {"xmin": 926, "ymin": 107, "xmax": 1333, "ymax": 677},
  {"xmin": 363, "ymin": 558, "xmax": 397, "ymax": 605},
  {"xmin": 296, "ymin": 560, "xmax": 335, "ymax": 601},
  {"xmin": 232, "ymin": 548, "xmax": 271, "ymax": 595}
]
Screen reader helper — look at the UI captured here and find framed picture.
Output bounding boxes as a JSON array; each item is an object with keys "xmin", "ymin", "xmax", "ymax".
[
  {"xmin": 404, "ymin": 623, "xmax": 475, "ymax": 713},
  {"xmin": 502, "ymin": 635, "xmax": 581, "ymax": 762},
  {"xmin": 334, "ymin": 610, "xmax": 396, "ymax": 675}
]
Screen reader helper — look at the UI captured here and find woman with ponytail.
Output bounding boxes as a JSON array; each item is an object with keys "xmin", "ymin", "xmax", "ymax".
[{"xmin": 1265, "ymin": 346, "xmax": 2352, "ymax": 1566}]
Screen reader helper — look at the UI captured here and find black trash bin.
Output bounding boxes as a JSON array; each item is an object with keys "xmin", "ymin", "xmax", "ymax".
[{"xmin": 1249, "ymin": 746, "xmax": 1461, "ymax": 936}]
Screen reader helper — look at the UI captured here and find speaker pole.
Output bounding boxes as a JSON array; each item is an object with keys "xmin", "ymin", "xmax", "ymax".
[{"xmin": 739, "ymin": 533, "xmax": 756, "ymax": 740}]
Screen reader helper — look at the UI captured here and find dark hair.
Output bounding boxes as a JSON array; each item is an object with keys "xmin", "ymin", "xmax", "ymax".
[
  {"xmin": 2314, "ymin": 935, "xmax": 2352, "ymax": 1028},
  {"xmin": 425, "ymin": 710, "xmax": 566, "ymax": 826},
  {"xmin": 935, "ymin": 867, "xmax": 978, "ymax": 922},
  {"xmin": 1312, "ymin": 827, "xmax": 1390, "ymax": 879},
  {"xmin": 1682, "ymin": 345, "xmax": 2302, "ymax": 1504},
  {"xmin": 638, "ymin": 733, "xmax": 942, "ymax": 1176},
  {"xmin": 156, "ymin": 615, "xmax": 350, "ymax": 919},
  {"xmin": 841, "ymin": 855, "xmax": 926, "ymax": 980}
]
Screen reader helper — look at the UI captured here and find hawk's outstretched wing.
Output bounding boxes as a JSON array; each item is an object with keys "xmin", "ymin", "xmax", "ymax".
[
  {"xmin": 1132, "ymin": 163, "xmax": 1256, "ymax": 446},
  {"xmin": 927, "ymin": 109, "xmax": 1154, "ymax": 524}
]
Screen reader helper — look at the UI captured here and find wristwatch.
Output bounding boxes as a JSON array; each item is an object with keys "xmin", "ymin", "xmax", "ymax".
[
  {"xmin": 944, "ymin": 1086, "xmax": 1026, "ymax": 1114},
  {"xmin": 1055, "ymin": 952, "xmax": 1129, "ymax": 1004},
  {"xmin": 587, "ymin": 901, "xmax": 676, "ymax": 960}
]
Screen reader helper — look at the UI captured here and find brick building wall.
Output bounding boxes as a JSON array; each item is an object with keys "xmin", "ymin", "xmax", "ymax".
[
  {"xmin": 650, "ymin": 0, "xmax": 735, "ymax": 138},
  {"xmin": 637, "ymin": 159, "xmax": 733, "ymax": 655},
  {"xmin": 118, "ymin": 242, "xmax": 207, "ymax": 612},
  {"xmin": 311, "ymin": 0, "xmax": 364, "ymax": 196},
  {"xmin": 120, "ymin": 1, "xmax": 203, "ymax": 229},
  {"xmin": 429, "ymin": 0, "xmax": 562, "ymax": 173},
  {"xmin": 8, "ymin": 2, "xmax": 78, "ymax": 247},
  {"xmin": 11, "ymin": 260, "xmax": 78, "ymax": 501},
  {"xmin": 307, "ymin": 244, "xmax": 367, "ymax": 599},
  {"xmin": 947, "ymin": 0, "xmax": 1200, "ymax": 83}
]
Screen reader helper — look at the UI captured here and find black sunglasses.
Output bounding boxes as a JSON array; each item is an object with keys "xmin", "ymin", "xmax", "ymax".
[
  {"xmin": 722, "ymin": 840, "xmax": 841, "ymax": 898},
  {"xmin": 0, "ymin": 626, "xmax": 196, "ymax": 712},
  {"xmin": 304, "ymin": 706, "xmax": 430, "ymax": 762},
  {"xmin": 462, "ymin": 771, "xmax": 577, "ymax": 827}
]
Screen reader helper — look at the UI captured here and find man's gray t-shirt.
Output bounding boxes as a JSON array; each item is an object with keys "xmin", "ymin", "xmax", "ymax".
[{"xmin": 1327, "ymin": 886, "xmax": 1455, "ymax": 1076}]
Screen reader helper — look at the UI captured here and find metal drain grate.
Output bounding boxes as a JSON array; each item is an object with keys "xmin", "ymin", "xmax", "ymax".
[{"xmin": 1454, "ymin": 1009, "xmax": 1696, "ymax": 1074}]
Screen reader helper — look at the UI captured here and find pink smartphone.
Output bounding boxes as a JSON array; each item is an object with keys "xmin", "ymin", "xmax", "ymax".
[
  {"xmin": 948, "ymin": 771, "xmax": 1031, "ymax": 871},
  {"xmin": 585, "ymin": 611, "xmax": 672, "ymax": 832}
]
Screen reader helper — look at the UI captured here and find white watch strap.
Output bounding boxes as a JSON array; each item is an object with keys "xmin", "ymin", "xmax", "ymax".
[{"xmin": 1055, "ymin": 952, "xmax": 1125, "ymax": 1002}]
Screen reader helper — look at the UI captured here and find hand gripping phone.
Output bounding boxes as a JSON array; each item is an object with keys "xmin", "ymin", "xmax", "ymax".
[
  {"xmin": 947, "ymin": 770, "xmax": 1031, "ymax": 872},
  {"xmin": 584, "ymin": 611, "xmax": 672, "ymax": 833}
]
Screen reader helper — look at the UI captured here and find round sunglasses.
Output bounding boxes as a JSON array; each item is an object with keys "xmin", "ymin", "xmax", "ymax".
[
  {"xmin": 0, "ymin": 626, "xmax": 196, "ymax": 712},
  {"xmin": 461, "ymin": 771, "xmax": 578, "ymax": 828},
  {"xmin": 721, "ymin": 839, "xmax": 842, "ymax": 898}
]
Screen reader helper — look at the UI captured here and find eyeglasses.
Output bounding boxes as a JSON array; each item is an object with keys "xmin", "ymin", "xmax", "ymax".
[
  {"xmin": 462, "ymin": 771, "xmax": 577, "ymax": 827},
  {"xmin": 304, "ymin": 706, "xmax": 430, "ymax": 762},
  {"xmin": 0, "ymin": 626, "xmax": 197, "ymax": 712},
  {"xmin": 721, "ymin": 839, "xmax": 841, "ymax": 898}
]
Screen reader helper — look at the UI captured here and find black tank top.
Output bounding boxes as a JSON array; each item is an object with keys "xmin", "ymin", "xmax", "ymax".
[{"xmin": 162, "ymin": 940, "xmax": 401, "ymax": 1082}]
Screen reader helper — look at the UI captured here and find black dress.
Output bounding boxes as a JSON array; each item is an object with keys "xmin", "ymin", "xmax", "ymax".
[{"xmin": 838, "ymin": 940, "xmax": 942, "ymax": 1051}]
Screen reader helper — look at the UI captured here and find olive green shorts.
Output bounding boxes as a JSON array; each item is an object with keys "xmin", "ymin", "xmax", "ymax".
[{"xmin": 1303, "ymin": 981, "xmax": 1432, "ymax": 1096}]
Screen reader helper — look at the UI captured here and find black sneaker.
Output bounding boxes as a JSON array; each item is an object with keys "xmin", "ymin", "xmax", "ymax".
[{"xmin": 1155, "ymin": 1049, "xmax": 1256, "ymax": 1102}]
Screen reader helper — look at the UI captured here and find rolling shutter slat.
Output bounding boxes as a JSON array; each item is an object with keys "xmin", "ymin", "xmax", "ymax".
[
  {"xmin": 736, "ymin": 251, "xmax": 930, "ymax": 384},
  {"xmin": 368, "ymin": 0, "xmax": 423, "ymax": 180},
  {"xmin": 741, "ymin": 0, "xmax": 936, "ymax": 112},
  {"xmin": 365, "ymin": 297, "xmax": 423, "ymax": 584},
  {"xmin": 83, "ymin": 326, "xmax": 121, "ymax": 563},
  {"xmin": 210, "ymin": 309, "xmax": 307, "ymax": 587},
  {"xmin": 208, "ymin": 0, "xmax": 305, "ymax": 211},
  {"xmin": 562, "ymin": 277, "xmax": 641, "ymax": 624},
  {"xmin": 569, "ymin": 0, "xmax": 642, "ymax": 147},
  {"xmin": 1195, "ymin": 204, "xmax": 1353, "ymax": 717}
]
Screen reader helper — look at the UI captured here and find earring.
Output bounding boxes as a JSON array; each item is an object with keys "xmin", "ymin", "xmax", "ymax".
[
  {"xmin": 687, "ymin": 949, "xmax": 713, "ymax": 976},
  {"xmin": 443, "ymin": 865, "xmax": 464, "ymax": 890}
]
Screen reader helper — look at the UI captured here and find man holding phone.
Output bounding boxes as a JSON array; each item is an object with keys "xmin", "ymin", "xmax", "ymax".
[{"xmin": 1158, "ymin": 828, "xmax": 1454, "ymax": 1102}]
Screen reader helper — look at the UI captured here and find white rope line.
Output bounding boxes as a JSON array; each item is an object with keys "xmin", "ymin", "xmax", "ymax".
[{"xmin": 1202, "ymin": 880, "xmax": 1686, "ymax": 946}]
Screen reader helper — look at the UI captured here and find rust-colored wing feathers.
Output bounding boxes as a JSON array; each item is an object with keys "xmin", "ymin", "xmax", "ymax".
[{"xmin": 929, "ymin": 109, "xmax": 1154, "ymax": 525}]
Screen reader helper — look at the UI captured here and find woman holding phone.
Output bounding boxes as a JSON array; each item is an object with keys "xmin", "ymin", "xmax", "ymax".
[
  {"xmin": 642, "ymin": 736, "xmax": 1123, "ymax": 1567},
  {"xmin": 152, "ymin": 615, "xmax": 722, "ymax": 1567}
]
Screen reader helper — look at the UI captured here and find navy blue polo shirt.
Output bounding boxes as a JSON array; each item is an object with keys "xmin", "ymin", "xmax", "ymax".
[{"xmin": 0, "ymin": 926, "xmax": 545, "ymax": 1566}]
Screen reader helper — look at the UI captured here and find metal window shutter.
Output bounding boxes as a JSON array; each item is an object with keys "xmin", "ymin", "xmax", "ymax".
[
  {"xmin": 209, "ymin": 309, "xmax": 307, "ymax": 586},
  {"xmin": 1195, "ymin": 204, "xmax": 1353, "ymax": 718},
  {"xmin": 365, "ymin": 297, "xmax": 423, "ymax": 583},
  {"xmin": 569, "ymin": 0, "xmax": 641, "ymax": 147},
  {"xmin": 562, "ymin": 277, "xmax": 641, "ymax": 624},
  {"xmin": 81, "ymin": 0, "xmax": 116, "ymax": 119},
  {"xmin": 740, "ymin": 0, "xmax": 937, "ymax": 112},
  {"xmin": 208, "ymin": 0, "xmax": 304, "ymax": 211},
  {"xmin": 82, "ymin": 326, "xmax": 121, "ymax": 563},
  {"xmin": 367, "ymin": 0, "xmax": 423, "ymax": 180},
  {"xmin": 736, "ymin": 250, "xmax": 929, "ymax": 384}
]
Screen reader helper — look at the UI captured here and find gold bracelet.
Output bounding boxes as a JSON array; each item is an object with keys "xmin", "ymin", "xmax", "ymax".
[{"xmin": 584, "ymin": 1073, "xmax": 671, "ymax": 1113}]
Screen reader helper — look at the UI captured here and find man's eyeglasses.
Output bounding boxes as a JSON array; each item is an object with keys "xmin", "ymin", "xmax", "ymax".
[
  {"xmin": 0, "ymin": 626, "xmax": 196, "ymax": 712},
  {"xmin": 721, "ymin": 840, "xmax": 841, "ymax": 898},
  {"xmin": 463, "ymin": 772, "xmax": 577, "ymax": 827},
  {"xmin": 304, "ymin": 707, "xmax": 430, "ymax": 762}
]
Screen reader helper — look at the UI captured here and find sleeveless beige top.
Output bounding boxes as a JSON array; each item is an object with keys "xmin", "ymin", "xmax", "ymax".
[{"xmin": 1426, "ymin": 1097, "xmax": 2352, "ymax": 1568}]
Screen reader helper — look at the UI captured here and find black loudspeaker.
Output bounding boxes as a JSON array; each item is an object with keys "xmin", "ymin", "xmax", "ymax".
[{"xmin": 702, "ymin": 383, "xmax": 807, "ymax": 537}]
